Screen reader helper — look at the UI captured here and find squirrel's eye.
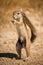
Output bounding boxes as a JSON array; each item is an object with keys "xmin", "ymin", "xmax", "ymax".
[{"xmin": 17, "ymin": 13, "xmax": 20, "ymax": 15}]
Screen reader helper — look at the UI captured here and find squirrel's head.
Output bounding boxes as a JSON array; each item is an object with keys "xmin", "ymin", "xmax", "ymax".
[{"xmin": 13, "ymin": 9, "xmax": 23, "ymax": 24}]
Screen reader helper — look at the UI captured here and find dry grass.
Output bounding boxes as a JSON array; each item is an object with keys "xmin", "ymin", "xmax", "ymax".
[{"xmin": 0, "ymin": 0, "xmax": 43, "ymax": 65}]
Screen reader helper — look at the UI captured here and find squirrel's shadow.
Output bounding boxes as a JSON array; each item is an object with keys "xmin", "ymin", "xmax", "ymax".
[{"xmin": 0, "ymin": 53, "xmax": 20, "ymax": 59}]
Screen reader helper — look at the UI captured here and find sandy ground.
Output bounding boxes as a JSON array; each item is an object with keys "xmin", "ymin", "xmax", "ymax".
[{"xmin": 0, "ymin": 0, "xmax": 43, "ymax": 65}]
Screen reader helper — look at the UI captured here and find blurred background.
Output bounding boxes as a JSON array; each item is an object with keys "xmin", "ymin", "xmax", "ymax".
[{"xmin": 0, "ymin": 0, "xmax": 43, "ymax": 65}]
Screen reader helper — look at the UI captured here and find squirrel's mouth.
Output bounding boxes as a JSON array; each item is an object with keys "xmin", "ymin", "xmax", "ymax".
[
  {"xmin": 13, "ymin": 16, "xmax": 20, "ymax": 22},
  {"xmin": 15, "ymin": 18, "xmax": 20, "ymax": 22}
]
